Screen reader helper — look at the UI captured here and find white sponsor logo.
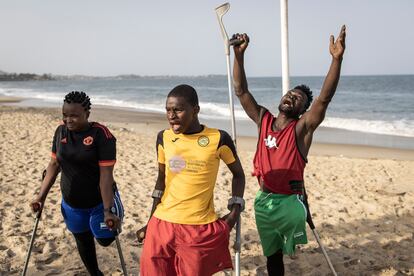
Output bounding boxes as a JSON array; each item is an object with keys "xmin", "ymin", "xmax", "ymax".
[
  {"xmin": 264, "ymin": 135, "xmax": 278, "ymax": 149},
  {"xmin": 169, "ymin": 155, "xmax": 186, "ymax": 173}
]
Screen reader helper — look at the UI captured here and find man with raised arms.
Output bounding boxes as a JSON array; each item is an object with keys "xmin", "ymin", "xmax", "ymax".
[{"xmin": 232, "ymin": 26, "xmax": 346, "ymax": 275}]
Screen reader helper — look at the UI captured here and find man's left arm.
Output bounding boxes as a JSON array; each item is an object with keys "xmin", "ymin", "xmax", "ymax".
[
  {"xmin": 303, "ymin": 25, "xmax": 346, "ymax": 131},
  {"xmin": 224, "ymin": 158, "xmax": 245, "ymax": 229}
]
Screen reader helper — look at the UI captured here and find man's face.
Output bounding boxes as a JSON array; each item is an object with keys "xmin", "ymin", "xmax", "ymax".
[
  {"xmin": 62, "ymin": 102, "xmax": 89, "ymax": 131},
  {"xmin": 165, "ymin": 96, "xmax": 199, "ymax": 134},
  {"xmin": 278, "ymin": 89, "xmax": 308, "ymax": 117}
]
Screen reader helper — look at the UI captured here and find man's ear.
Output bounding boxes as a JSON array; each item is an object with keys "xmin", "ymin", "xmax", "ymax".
[
  {"xmin": 194, "ymin": 105, "xmax": 200, "ymax": 115},
  {"xmin": 86, "ymin": 110, "xmax": 90, "ymax": 119}
]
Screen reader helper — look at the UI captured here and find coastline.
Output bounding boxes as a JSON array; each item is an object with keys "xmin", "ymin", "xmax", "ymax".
[
  {"xmin": 3, "ymin": 95, "xmax": 413, "ymax": 152},
  {"xmin": 2, "ymin": 99, "xmax": 412, "ymax": 160}
]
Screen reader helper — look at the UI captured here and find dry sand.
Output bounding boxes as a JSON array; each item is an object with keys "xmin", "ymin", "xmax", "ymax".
[{"xmin": 1, "ymin": 104, "xmax": 413, "ymax": 275}]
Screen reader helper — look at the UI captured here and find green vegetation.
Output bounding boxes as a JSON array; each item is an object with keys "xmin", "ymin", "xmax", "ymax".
[{"xmin": 0, "ymin": 72, "xmax": 54, "ymax": 81}]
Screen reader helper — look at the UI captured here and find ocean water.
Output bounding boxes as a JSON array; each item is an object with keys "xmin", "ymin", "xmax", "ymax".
[{"xmin": 1, "ymin": 75, "xmax": 413, "ymax": 149}]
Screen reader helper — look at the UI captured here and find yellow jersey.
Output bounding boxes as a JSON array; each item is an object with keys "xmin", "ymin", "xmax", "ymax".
[{"xmin": 153, "ymin": 126, "xmax": 237, "ymax": 224}]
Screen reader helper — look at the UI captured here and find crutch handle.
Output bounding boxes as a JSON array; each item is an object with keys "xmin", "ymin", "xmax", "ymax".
[
  {"xmin": 229, "ymin": 37, "xmax": 244, "ymax": 46},
  {"xmin": 32, "ymin": 202, "xmax": 41, "ymax": 212},
  {"xmin": 30, "ymin": 202, "xmax": 43, "ymax": 219},
  {"xmin": 107, "ymin": 219, "xmax": 114, "ymax": 228},
  {"xmin": 303, "ymin": 190, "xmax": 316, "ymax": 230},
  {"xmin": 105, "ymin": 219, "xmax": 117, "ymax": 231}
]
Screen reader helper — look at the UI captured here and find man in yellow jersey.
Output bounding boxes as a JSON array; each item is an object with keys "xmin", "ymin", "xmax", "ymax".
[{"xmin": 137, "ymin": 84, "xmax": 245, "ymax": 276}]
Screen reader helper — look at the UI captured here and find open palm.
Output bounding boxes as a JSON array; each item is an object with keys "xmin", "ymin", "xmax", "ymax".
[{"xmin": 330, "ymin": 25, "xmax": 346, "ymax": 59}]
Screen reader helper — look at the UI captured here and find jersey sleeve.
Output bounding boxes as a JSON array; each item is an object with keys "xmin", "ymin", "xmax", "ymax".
[
  {"xmin": 95, "ymin": 124, "xmax": 116, "ymax": 167},
  {"xmin": 51, "ymin": 125, "xmax": 62, "ymax": 159},
  {"xmin": 217, "ymin": 130, "xmax": 237, "ymax": 165},
  {"xmin": 156, "ymin": 130, "xmax": 165, "ymax": 164}
]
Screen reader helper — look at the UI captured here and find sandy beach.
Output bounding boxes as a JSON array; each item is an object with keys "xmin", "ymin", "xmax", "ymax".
[{"xmin": 1, "ymin": 103, "xmax": 413, "ymax": 275}]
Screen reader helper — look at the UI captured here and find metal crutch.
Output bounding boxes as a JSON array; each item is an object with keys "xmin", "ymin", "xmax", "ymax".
[
  {"xmin": 107, "ymin": 220, "xmax": 128, "ymax": 276},
  {"xmin": 22, "ymin": 170, "xmax": 47, "ymax": 276},
  {"xmin": 214, "ymin": 3, "xmax": 243, "ymax": 275},
  {"xmin": 304, "ymin": 191, "xmax": 338, "ymax": 276}
]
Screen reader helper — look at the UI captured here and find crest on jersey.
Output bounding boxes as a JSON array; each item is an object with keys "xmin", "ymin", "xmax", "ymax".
[
  {"xmin": 198, "ymin": 136, "xmax": 209, "ymax": 147},
  {"xmin": 83, "ymin": 136, "xmax": 94, "ymax": 146}
]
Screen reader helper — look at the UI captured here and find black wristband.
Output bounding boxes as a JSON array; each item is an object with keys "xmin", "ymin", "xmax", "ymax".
[{"xmin": 104, "ymin": 206, "xmax": 116, "ymax": 214}]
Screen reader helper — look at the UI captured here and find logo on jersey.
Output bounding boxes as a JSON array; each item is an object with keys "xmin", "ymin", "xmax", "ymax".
[
  {"xmin": 172, "ymin": 138, "xmax": 179, "ymax": 142},
  {"xmin": 169, "ymin": 155, "xmax": 186, "ymax": 173},
  {"xmin": 293, "ymin": 231, "xmax": 304, "ymax": 238},
  {"xmin": 198, "ymin": 136, "xmax": 209, "ymax": 147},
  {"xmin": 61, "ymin": 137, "xmax": 67, "ymax": 144},
  {"xmin": 264, "ymin": 135, "xmax": 278, "ymax": 149},
  {"xmin": 83, "ymin": 136, "xmax": 94, "ymax": 146}
]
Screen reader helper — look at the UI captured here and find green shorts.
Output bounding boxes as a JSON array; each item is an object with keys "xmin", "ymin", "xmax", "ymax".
[{"xmin": 254, "ymin": 190, "xmax": 308, "ymax": 256}]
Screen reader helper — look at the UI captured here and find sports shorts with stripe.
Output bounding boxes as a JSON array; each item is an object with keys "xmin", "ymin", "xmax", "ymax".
[
  {"xmin": 254, "ymin": 190, "xmax": 308, "ymax": 256},
  {"xmin": 61, "ymin": 190, "xmax": 124, "ymax": 239}
]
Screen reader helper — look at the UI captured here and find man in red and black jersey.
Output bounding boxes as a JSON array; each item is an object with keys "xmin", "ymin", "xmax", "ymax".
[
  {"xmin": 232, "ymin": 26, "xmax": 346, "ymax": 275},
  {"xmin": 31, "ymin": 91, "xmax": 124, "ymax": 276}
]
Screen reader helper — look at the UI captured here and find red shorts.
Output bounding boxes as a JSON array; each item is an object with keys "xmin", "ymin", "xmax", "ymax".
[{"xmin": 140, "ymin": 216, "xmax": 233, "ymax": 276}]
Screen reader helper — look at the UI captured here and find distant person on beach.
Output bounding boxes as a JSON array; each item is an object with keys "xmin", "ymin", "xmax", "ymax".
[
  {"xmin": 136, "ymin": 84, "xmax": 245, "ymax": 276},
  {"xmin": 30, "ymin": 91, "xmax": 124, "ymax": 276},
  {"xmin": 232, "ymin": 26, "xmax": 346, "ymax": 275}
]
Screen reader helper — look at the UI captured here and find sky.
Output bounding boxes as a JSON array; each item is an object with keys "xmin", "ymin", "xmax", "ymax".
[{"xmin": 0, "ymin": 0, "xmax": 413, "ymax": 77}]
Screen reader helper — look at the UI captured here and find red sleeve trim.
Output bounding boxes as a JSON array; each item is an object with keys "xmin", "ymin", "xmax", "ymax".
[
  {"xmin": 99, "ymin": 160, "xmax": 116, "ymax": 167},
  {"xmin": 92, "ymin": 122, "xmax": 113, "ymax": 139}
]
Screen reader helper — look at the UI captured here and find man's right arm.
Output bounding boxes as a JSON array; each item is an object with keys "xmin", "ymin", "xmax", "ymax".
[
  {"xmin": 137, "ymin": 131, "xmax": 166, "ymax": 242},
  {"xmin": 149, "ymin": 164, "xmax": 165, "ymax": 217},
  {"xmin": 136, "ymin": 163, "xmax": 165, "ymax": 242},
  {"xmin": 232, "ymin": 33, "xmax": 262, "ymax": 125}
]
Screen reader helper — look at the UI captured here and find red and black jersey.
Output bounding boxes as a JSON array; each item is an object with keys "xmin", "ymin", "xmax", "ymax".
[
  {"xmin": 51, "ymin": 122, "xmax": 116, "ymax": 208},
  {"xmin": 253, "ymin": 109, "xmax": 306, "ymax": 195}
]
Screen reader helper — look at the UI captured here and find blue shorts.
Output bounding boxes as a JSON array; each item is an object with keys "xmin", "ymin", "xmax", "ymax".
[{"xmin": 61, "ymin": 191, "xmax": 124, "ymax": 239}]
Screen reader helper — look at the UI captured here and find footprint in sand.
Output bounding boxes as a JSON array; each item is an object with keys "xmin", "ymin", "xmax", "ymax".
[
  {"xmin": 256, "ymin": 266, "xmax": 268, "ymax": 276},
  {"xmin": 35, "ymin": 251, "xmax": 61, "ymax": 265}
]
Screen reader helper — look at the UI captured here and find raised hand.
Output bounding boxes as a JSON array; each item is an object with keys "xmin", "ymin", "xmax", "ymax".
[
  {"xmin": 330, "ymin": 25, "xmax": 346, "ymax": 60},
  {"xmin": 232, "ymin": 33, "xmax": 250, "ymax": 56}
]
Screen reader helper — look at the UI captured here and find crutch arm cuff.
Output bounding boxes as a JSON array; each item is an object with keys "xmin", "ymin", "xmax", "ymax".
[{"xmin": 227, "ymin": 196, "xmax": 245, "ymax": 212}]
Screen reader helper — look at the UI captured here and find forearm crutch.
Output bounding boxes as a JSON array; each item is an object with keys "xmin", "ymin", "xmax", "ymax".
[
  {"xmin": 215, "ymin": 3, "xmax": 242, "ymax": 276},
  {"xmin": 304, "ymin": 191, "xmax": 337, "ymax": 276},
  {"xmin": 107, "ymin": 220, "xmax": 128, "ymax": 276},
  {"xmin": 22, "ymin": 170, "xmax": 47, "ymax": 276},
  {"xmin": 234, "ymin": 216, "xmax": 241, "ymax": 275},
  {"xmin": 22, "ymin": 204, "xmax": 42, "ymax": 276}
]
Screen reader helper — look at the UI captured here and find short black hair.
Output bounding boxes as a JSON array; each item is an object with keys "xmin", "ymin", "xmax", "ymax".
[
  {"xmin": 167, "ymin": 84, "xmax": 199, "ymax": 107},
  {"xmin": 64, "ymin": 91, "xmax": 91, "ymax": 111},
  {"xmin": 294, "ymin": 84, "xmax": 313, "ymax": 112}
]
